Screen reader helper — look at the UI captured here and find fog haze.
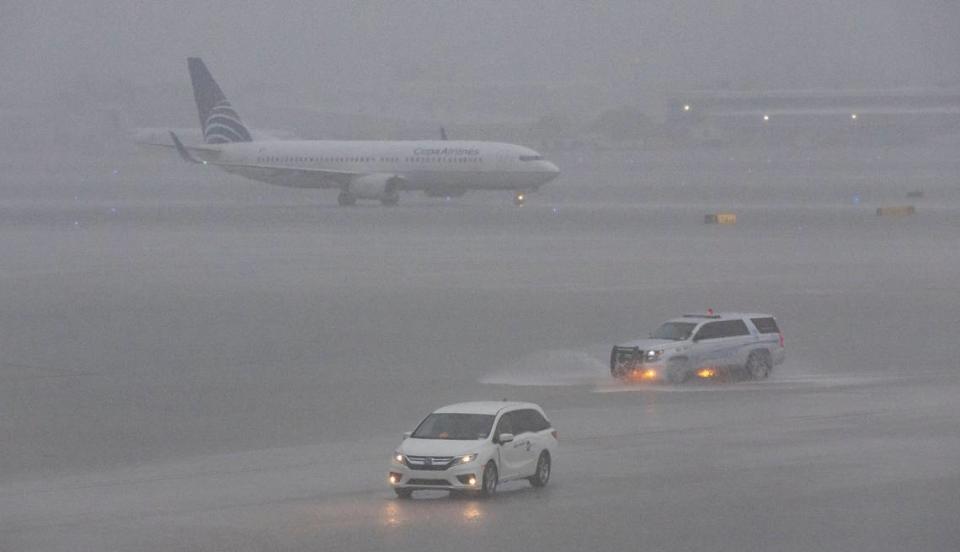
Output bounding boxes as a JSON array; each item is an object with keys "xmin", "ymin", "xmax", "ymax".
[
  {"xmin": 2, "ymin": 3, "xmax": 960, "ymax": 551},
  {"xmin": 3, "ymin": 2, "xmax": 959, "ymax": 114}
]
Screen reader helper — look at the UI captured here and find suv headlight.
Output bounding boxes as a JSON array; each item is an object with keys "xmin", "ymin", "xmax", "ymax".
[
  {"xmin": 392, "ymin": 451, "xmax": 405, "ymax": 464},
  {"xmin": 646, "ymin": 349, "xmax": 664, "ymax": 361},
  {"xmin": 458, "ymin": 453, "xmax": 478, "ymax": 464}
]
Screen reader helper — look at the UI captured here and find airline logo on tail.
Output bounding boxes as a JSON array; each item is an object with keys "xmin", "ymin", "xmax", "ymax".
[{"xmin": 187, "ymin": 57, "xmax": 252, "ymax": 144}]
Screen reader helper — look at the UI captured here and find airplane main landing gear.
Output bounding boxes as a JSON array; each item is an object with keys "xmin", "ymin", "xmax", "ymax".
[{"xmin": 337, "ymin": 191, "xmax": 357, "ymax": 206}]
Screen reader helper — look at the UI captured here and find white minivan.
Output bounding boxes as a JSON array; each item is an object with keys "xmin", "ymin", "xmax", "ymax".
[{"xmin": 388, "ymin": 401, "xmax": 558, "ymax": 498}]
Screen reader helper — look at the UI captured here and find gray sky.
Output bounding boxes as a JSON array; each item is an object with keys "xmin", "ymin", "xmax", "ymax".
[{"xmin": 2, "ymin": 1, "xmax": 959, "ymax": 110}]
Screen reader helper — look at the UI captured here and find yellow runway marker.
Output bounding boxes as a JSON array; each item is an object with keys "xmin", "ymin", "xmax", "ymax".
[
  {"xmin": 876, "ymin": 205, "xmax": 915, "ymax": 217},
  {"xmin": 705, "ymin": 213, "xmax": 737, "ymax": 225}
]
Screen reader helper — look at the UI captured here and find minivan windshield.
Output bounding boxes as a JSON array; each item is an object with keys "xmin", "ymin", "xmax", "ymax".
[
  {"xmin": 651, "ymin": 322, "xmax": 697, "ymax": 341},
  {"xmin": 412, "ymin": 413, "xmax": 495, "ymax": 440}
]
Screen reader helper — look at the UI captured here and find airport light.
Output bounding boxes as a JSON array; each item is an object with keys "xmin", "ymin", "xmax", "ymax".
[
  {"xmin": 762, "ymin": 114, "xmax": 770, "ymax": 122},
  {"xmin": 683, "ymin": 104, "xmax": 691, "ymax": 112},
  {"xmin": 851, "ymin": 113, "xmax": 858, "ymax": 120}
]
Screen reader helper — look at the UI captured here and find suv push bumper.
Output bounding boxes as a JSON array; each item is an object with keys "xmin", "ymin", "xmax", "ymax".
[{"xmin": 616, "ymin": 364, "xmax": 665, "ymax": 381}]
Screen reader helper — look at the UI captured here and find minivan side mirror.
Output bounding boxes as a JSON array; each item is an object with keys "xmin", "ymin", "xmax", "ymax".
[
  {"xmin": 402, "ymin": 431, "xmax": 412, "ymax": 439},
  {"xmin": 497, "ymin": 433, "xmax": 514, "ymax": 444}
]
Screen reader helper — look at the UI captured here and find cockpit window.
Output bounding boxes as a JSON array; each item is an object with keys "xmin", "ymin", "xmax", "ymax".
[{"xmin": 519, "ymin": 155, "xmax": 543, "ymax": 161}]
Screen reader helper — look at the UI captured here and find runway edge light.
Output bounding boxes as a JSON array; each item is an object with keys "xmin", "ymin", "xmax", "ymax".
[{"xmin": 705, "ymin": 213, "xmax": 737, "ymax": 225}]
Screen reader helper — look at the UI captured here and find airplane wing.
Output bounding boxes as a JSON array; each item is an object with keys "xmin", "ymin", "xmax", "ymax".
[
  {"xmin": 168, "ymin": 131, "xmax": 359, "ymax": 188},
  {"xmin": 222, "ymin": 163, "xmax": 359, "ymax": 188},
  {"xmin": 169, "ymin": 131, "xmax": 213, "ymax": 164}
]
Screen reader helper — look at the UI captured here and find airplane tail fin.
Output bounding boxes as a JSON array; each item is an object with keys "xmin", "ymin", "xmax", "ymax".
[{"xmin": 187, "ymin": 57, "xmax": 252, "ymax": 144}]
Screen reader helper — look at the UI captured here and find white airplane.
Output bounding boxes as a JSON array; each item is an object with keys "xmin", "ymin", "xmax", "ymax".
[{"xmin": 170, "ymin": 58, "xmax": 560, "ymax": 206}]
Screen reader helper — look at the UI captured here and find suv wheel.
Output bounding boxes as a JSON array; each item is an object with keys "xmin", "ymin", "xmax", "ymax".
[
  {"xmin": 479, "ymin": 461, "xmax": 498, "ymax": 497},
  {"xmin": 528, "ymin": 451, "xmax": 551, "ymax": 488},
  {"xmin": 746, "ymin": 351, "xmax": 772, "ymax": 380}
]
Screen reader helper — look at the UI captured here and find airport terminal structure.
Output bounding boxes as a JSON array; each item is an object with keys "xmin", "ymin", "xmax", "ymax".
[{"xmin": 668, "ymin": 88, "xmax": 960, "ymax": 145}]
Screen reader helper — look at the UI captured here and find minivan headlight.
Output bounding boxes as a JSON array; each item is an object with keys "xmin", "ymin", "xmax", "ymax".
[
  {"xmin": 393, "ymin": 451, "xmax": 405, "ymax": 464},
  {"xmin": 458, "ymin": 453, "xmax": 478, "ymax": 464},
  {"xmin": 646, "ymin": 350, "xmax": 664, "ymax": 361}
]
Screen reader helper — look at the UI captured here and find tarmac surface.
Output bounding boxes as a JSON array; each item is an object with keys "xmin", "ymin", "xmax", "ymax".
[{"xmin": 1, "ymin": 142, "xmax": 959, "ymax": 551}]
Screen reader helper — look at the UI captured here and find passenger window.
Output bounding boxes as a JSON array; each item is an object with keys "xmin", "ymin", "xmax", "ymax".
[
  {"xmin": 694, "ymin": 322, "xmax": 722, "ymax": 340},
  {"xmin": 520, "ymin": 410, "xmax": 550, "ymax": 432},
  {"xmin": 512, "ymin": 411, "xmax": 533, "ymax": 434},
  {"xmin": 495, "ymin": 413, "xmax": 515, "ymax": 436},
  {"xmin": 723, "ymin": 320, "xmax": 750, "ymax": 337},
  {"xmin": 727, "ymin": 319, "xmax": 750, "ymax": 337},
  {"xmin": 699, "ymin": 320, "xmax": 750, "ymax": 339}
]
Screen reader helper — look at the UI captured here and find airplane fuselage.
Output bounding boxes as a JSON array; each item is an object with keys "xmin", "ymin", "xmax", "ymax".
[{"xmin": 209, "ymin": 139, "xmax": 560, "ymax": 193}]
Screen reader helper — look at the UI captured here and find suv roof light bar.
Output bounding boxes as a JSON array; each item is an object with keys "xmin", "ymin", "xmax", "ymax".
[{"xmin": 682, "ymin": 313, "xmax": 722, "ymax": 319}]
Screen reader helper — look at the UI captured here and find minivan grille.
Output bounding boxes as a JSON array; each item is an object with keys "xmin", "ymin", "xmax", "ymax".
[
  {"xmin": 407, "ymin": 478, "xmax": 450, "ymax": 486},
  {"xmin": 405, "ymin": 455, "xmax": 455, "ymax": 470}
]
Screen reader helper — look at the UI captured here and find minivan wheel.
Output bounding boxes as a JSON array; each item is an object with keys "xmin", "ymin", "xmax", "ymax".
[
  {"xmin": 746, "ymin": 351, "xmax": 771, "ymax": 380},
  {"xmin": 394, "ymin": 488, "xmax": 413, "ymax": 499},
  {"xmin": 480, "ymin": 462, "xmax": 498, "ymax": 497},
  {"xmin": 529, "ymin": 451, "xmax": 551, "ymax": 488}
]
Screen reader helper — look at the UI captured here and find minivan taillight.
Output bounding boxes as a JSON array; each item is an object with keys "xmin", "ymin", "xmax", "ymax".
[
  {"xmin": 551, "ymin": 430, "xmax": 558, "ymax": 441},
  {"xmin": 779, "ymin": 333, "xmax": 785, "ymax": 348}
]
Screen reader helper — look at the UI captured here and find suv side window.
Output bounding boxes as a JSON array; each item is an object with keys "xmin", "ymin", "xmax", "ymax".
[
  {"xmin": 694, "ymin": 321, "xmax": 723, "ymax": 340},
  {"xmin": 695, "ymin": 320, "xmax": 750, "ymax": 340},
  {"xmin": 751, "ymin": 317, "xmax": 780, "ymax": 334},
  {"xmin": 721, "ymin": 319, "xmax": 750, "ymax": 337}
]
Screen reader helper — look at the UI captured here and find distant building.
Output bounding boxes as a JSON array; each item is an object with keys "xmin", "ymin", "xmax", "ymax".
[{"xmin": 668, "ymin": 88, "xmax": 960, "ymax": 145}]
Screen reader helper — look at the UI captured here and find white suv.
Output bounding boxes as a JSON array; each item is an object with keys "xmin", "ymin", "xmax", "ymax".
[
  {"xmin": 388, "ymin": 401, "xmax": 558, "ymax": 498},
  {"xmin": 610, "ymin": 312, "xmax": 785, "ymax": 383}
]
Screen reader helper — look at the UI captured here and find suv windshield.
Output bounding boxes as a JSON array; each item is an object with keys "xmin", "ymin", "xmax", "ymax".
[
  {"xmin": 412, "ymin": 413, "xmax": 495, "ymax": 440},
  {"xmin": 651, "ymin": 322, "xmax": 697, "ymax": 341}
]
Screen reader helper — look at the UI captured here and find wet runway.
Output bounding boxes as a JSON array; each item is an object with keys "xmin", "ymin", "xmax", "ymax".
[{"xmin": 1, "ymin": 144, "xmax": 959, "ymax": 550}]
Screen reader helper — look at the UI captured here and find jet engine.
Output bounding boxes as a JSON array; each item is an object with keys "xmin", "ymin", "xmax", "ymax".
[{"xmin": 345, "ymin": 174, "xmax": 404, "ymax": 205}]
